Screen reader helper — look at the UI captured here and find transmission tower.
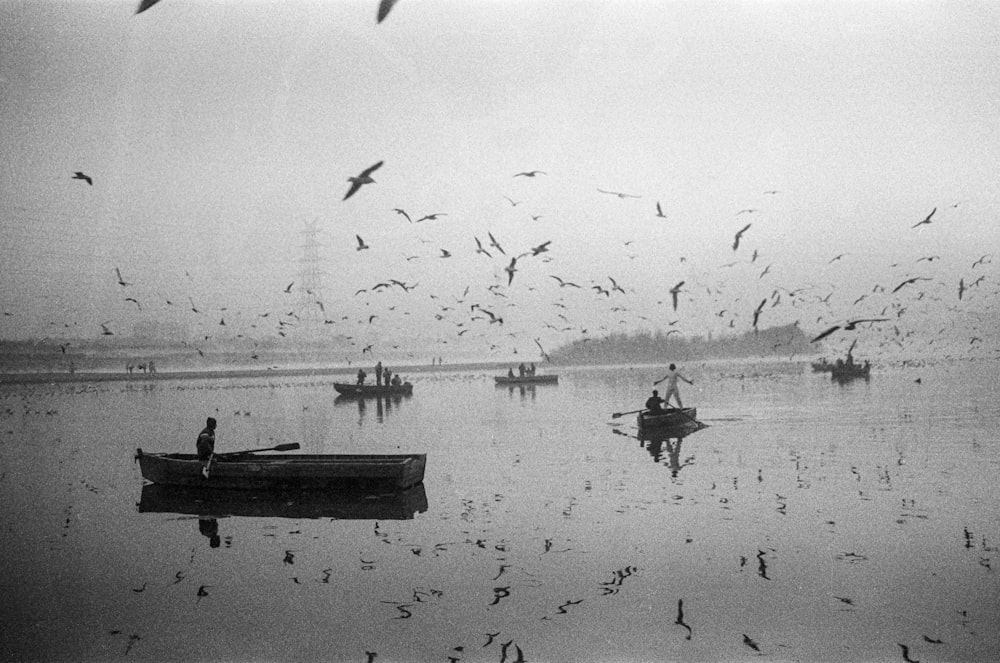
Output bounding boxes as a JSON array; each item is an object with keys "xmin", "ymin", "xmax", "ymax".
[{"xmin": 296, "ymin": 219, "xmax": 327, "ymax": 336}]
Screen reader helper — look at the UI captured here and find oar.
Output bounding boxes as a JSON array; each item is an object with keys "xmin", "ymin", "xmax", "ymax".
[
  {"xmin": 216, "ymin": 442, "xmax": 301, "ymax": 459},
  {"xmin": 202, "ymin": 443, "xmax": 300, "ymax": 478},
  {"xmin": 611, "ymin": 408, "xmax": 647, "ymax": 419}
]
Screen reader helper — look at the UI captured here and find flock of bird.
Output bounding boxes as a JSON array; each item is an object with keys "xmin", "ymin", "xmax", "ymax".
[{"xmin": 58, "ymin": 158, "xmax": 997, "ymax": 367}]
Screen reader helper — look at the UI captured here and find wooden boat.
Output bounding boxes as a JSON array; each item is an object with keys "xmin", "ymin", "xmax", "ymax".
[
  {"xmin": 830, "ymin": 362, "xmax": 871, "ymax": 380},
  {"xmin": 135, "ymin": 449, "xmax": 426, "ymax": 491},
  {"xmin": 333, "ymin": 382, "xmax": 413, "ymax": 397},
  {"xmin": 494, "ymin": 374, "xmax": 558, "ymax": 385},
  {"xmin": 637, "ymin": 408, "xmax": 699, "ymax": 431},
  {"xmin": 138, "ymin": 483, "xmax": 428, "ymax": 520}
]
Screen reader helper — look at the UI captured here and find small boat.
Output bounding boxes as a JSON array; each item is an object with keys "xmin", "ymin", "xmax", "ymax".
[
  {"xmin": 135, "ymin": 449, "xmax": 426, "ymax": 491},
  {"xmin": 494, "ymin": 374, "xmax": 558, "ymax": 385},
  {"xmin": 637, "ymin": 408, "xmax": 699, "ymax": 431},
  {"xmin": 138, "ymin": 483, "xmax": 428, "ymax": 520},
  {"xmin": 333, "ymin": 382, "xmax": 413, "ymax": 397},
  {"xmin": 830, "ymin": 361, "xmax": 871, "ymax": 380}
]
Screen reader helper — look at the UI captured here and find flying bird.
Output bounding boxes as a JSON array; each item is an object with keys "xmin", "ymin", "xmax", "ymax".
[
  {"xmin": 752, "ymin": 298, "xmax": 766, "ymax": 329},
  {"xmin": 135, "ymin": 0, "xmax": 162, "ymax": 13},
  {"xmin": 742, "ymin": 635, "xmax": 761, "ymax": 652},
  {"xmin": 891, "ymin": 276, "xmax": 930, "ymax": 293},
  {"xmin": 100, "ymin": 321, "xmax": 114, "ymax": 336},
  {"xmin": 522, "ymin": 241, "xmax": 551, "ymax": 257},
  {"xmin": 343, "ymin": 161, "xmax": 383, "ymax": 201},
  {"xmin": 655, "ymin": 201, "xmax": 666, "ymax": 218},
  {"xmin": 911, "ymin": 207, "xmax": 936, "ymax": 228},
  {"xmin": 114, "ymin": 267, "xmax": 131, "ymax": 287},
  {"xmin": 514, "ymin": 170, "xmax": 545, "ymax": 177},
  {"xmin": 958, "ymin": 278, "xmax": 966, "ymax": 300},
  {"xmin": 732, "ymin": 223, "xmax": 751, "ymax": 251},
  {"xmin": 416, "ymin": 213, "xmax": 447, "ymax": 222},
  {"xmin": 488, "ymin": 232, "xmax": 506, "ymax": 255},
  {"xmin": 669, "ymin": 281, "xmax": 684, "ymax": 311},
  {"xmin": 550, "ymin": 275, "xmax": 580, "ymax": 288},
  {"xmin": 392, "ymin": 208, "xmax": 412, "ymax": 223},
  {"xmin": 72, "ymin": 171, "xmax": 93, "ymax": 185},
  {"xmin": 597, "ymin": 188, "xmax": 641, "ymax": 199},
  {"xmin": 474, "ymin": 237, "xmax": 492, "ymax": 258},
  {"xmin": 439, "ymin": 249, "xmax": 452, "ymax": 258},
  {"xmin": 736, "ymin": 208, "xmax": 757, "ymax": 215},
  {"xmin": 504, "ymin": 257, "xmax": 518, "ymax": 286},
  {"xmin": 376, "ymin": 0, "xmax": 400, "ymax": 23},
  {"xmin": 283, "ymin": 282, "xmax": 294, "ymax": 293},
  {"xmin": 355, "ymin": 235, "xmax": 370, "ymax": 251}
]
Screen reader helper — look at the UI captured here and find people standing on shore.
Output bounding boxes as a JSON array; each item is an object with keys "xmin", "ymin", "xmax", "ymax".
[{"xmin": 653, "ymin": 363, "xmax": 694, "ymax": 408}]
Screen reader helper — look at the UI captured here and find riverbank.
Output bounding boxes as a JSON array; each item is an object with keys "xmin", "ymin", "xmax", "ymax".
[{"xmin": 0, "ymin": 361, "xmax": 518, "ymax": 385}]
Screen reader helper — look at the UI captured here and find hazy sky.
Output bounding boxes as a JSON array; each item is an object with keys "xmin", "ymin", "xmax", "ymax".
[{"xmin": 1, "ymin": 0, "xmax": 998, "ymax": 361}]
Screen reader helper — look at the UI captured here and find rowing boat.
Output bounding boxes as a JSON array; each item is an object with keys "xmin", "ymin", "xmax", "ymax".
[
  {"xmin": 138, "ymin": 483, "xmax": 428, "ymax": 520},
  {"xmin": 494, "ymin": 374, "xmax": 558, "ymax": 385},
  {"xmin": 135, "ymin": 449, "xmax": 426, "ymax": 491},
  {"xmin": 333, "ymin": 382, "xmax": 413, "ymax": 397},
  {"xmin": 637, "ymin": 408, "xmax": 698, "ymax": 431},
  {"xmin": 830, "ymin": 362, "xmax": 871, "ymax": 380}
]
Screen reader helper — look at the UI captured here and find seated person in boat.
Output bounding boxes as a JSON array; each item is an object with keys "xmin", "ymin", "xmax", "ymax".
[
  {"xmin": 391, "ymin": 374, "xmax": 402, "ymax": 387},
  {"xmin": 507, "ymin": 368, "xmax": 515, "ymax": 378},
  {"xmin": 645, "ymin": 390, "xmax": 665, "ymax": 414}
]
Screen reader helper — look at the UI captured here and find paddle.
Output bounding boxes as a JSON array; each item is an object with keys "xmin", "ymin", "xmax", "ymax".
[
  {"xmin": 202, "ymin": 443, "xmax": 300, "ymax": 478},
  {"xmin": 611, "ymin": 408, "xmax": 648, "ymax": 419}
]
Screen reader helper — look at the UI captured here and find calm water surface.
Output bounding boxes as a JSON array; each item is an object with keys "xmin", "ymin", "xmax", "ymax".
[{"xmin": 3, "ymin": 360, "xmax": 999, "ymax": 662}]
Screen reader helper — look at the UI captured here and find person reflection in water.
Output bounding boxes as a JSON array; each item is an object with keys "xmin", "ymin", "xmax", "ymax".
[{"xmin": 199, "ymin": 517, "xmax": 220, "ymax": 548}]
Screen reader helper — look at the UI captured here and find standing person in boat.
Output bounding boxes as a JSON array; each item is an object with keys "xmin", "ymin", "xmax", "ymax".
[
  {"xmin": 529, "ymin": 362, "xmax": 537, "ymax": 376},
  {"xmin": 653, "ymin": 364, "xmax": 694, "ymax": 408},
  {"xmin": 518, "ymin": 362, "xmax": 526, "ymax": 377},
  {"xmin": 197, "ymin": 417, "xmax": 216, "ymax": 475},
  {"xmin": 507, "ymin": 367, "xmax": 515, "ymax": 378},
  {"xmin": 645, "ymin": 390, "xmax": 665, "ymax": 414},
  {"xmin": 383, "ymin": 366, "xmax": 392, "ymax": 386},
  {"xmin": 356, "ymin": 367, "xmax": 367, "ymax": 385},
  {"xmin": 375, "ymin": 361, "xmax": 383, "ymax": 386}
]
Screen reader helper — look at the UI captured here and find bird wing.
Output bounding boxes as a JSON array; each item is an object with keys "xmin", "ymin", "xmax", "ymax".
[
  {"xmin": 810, "ymin": 326, "xmax": 840, "ymax": 342},
  {"xmin": 377, "ymin": 0, "xmax": 400, "ymax": 22},
  {"xmin": 343, "ymin": 181, "xmax": 364, "ymax": 201},
  {"xmin": 359, "ymin": 160, "xmax": 383, "ymax": 177}
]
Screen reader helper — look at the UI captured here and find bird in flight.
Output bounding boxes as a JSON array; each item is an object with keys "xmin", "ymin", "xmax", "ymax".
[
  {"xmin": 736, "ymin": 208, "xmax": 757, "ymax": 215},
  {"xmin": 911, "ymin": 207, "xmax": 936, "ymax": 228},
  {"xmin": 733, "ymin": 223, "xmax": 751, "ymax": 251},
  {"xmin": 891, "ymin": 276, "xmax": 930, "ymax": 293},
  {"xmin": 114, "ymin": 267, "xmax": 131, "ymax": 287},
  {"xmin": 392, "ymin": 208, "xmax": 412, "ymax": 223},
  {"xmin": 504, "ymin": 257, "xmax": 518, "ymax": 286},
  {"xmin": 655, "ymin": 201, "xmax": 666, "ymax": 218},
  {"xmin": 283, "ymin": 282, "xmax": 294, "ymax": 293},
  {"xmin": 416, "ymin": 213, "xmax": 447, "ymax": 223},
  {"xmin": 343, "ymin": 161, "xmax": 383, "ymax": 201},
  {"xmin": 522, "ymin": 241, "xmax": 551, "ymax": 257},
  {"xmin": 488, "ymin": 232, "xmax": 506, "ymax": 255},
  {"xmin": 597, "ymin": 188, "xmax": 641, "ymax": 199},
  {"xmin": 355, "ymin": 235, "xmax": 370, "ymax": 251},
  {"xmin": 474, "ymin": 237, "xmax": 492, "ymax": 258},
  {"xmin": 503, "ymin": 196, "xmax": 521, "ymax": 207},
  {"xmin": 439, "ymin": 248, "xmax": 452, "ymax": 258},
  {"xmin": 669, "ymin": 281, "xmax": 684, "ymax": 311},
  {"xmin": 72, "ymin": 171, "xmax": 93, "ymax": 185},
  {"xmin": 550, "ymin": 275, "xmax": 580, "ymax": 288},
  {"xmin": 752, "ymin": 298, "xmax": 766, "ymax": 329},
  {"xmin": 514, "ymin": 170, "xmax": 545, "ymax": 178},
  {"xmin": 377, "ymin": 0, "xmax": 400, "ymax": 23},
  {"xmin": 958, "ymin": 278, "xmax": 966, "ymax": 301},
  {"xmin": 100, "ymin": 321, "xmax": 114, "ymax": 336}
]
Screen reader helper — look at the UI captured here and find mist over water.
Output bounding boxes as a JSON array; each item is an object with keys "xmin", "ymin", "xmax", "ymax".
[{"xmin": 3, "ymin": 359, "xmax": 999, "ymax": 662}]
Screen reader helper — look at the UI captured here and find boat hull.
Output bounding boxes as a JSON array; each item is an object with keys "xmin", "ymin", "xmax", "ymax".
[
  {"xmin": 136, "ymin": 451, "xmax": 426, "ymax": 491},
  {"xmin": 637, "ymin": 408, "xmax": 698, "ymax": 430},
  {"xmin": 494, "ymin": 375, "xmax": 558, "ymax": 385},
  {"xmin": 333, "ymin": 382, "xmax": 413, "ymax": 397},
  {"xmin": 830, "ymin": 365, "xmax": 870, "ymax": 380}
]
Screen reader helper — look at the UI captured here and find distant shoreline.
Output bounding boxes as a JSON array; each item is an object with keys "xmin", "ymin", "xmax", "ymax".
[{"xmin": 0, "ymin": 361, "xmax": 518, "ymax": 385}]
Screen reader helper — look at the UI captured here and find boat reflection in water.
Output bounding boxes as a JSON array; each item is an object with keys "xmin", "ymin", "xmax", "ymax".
[
  {"xmin": 139, "ymin": 483, "xmax": 428, "ymax": 546},
  {"xmin": 637, "ymin": 424, "xmax": 702, "ymax": 479},
  {"xmin": 334, "ymin": 391, "xmax": 411, "ymax": 424}
]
